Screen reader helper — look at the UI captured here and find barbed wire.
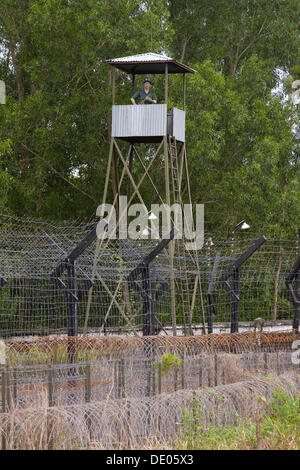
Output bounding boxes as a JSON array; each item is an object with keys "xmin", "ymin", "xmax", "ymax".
[
  {"xmin": 1, "ymin": 215, "xmax": 299, "ymax": 450},
  {"xmin": 0, "ymin": 214, "xmax": 299, "ymax": 336},
  {"xmin": 3, "ymin": 330, "xmax": 298, "ymax": 365},
  {"xmin": 0, "ymin": 374, "xmax": 298, "ymax": 449},
  {"xmin": 0, "ymin": 350, "xmax": 296, "ymax": 408}
]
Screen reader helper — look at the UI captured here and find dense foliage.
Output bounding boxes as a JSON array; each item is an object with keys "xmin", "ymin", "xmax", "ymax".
[
  {"xmin": 176, "ymin": 387, "xmax": 300, "ymax": 450},
  {"xmin": 0, "ymin": 0, "xmax": 300, "ymax": 237}
]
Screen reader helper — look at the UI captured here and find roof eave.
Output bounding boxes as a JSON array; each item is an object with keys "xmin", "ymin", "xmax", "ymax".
[{"xmin": 105, "ymin": 59, "xmax": 196, "ymax": 74}]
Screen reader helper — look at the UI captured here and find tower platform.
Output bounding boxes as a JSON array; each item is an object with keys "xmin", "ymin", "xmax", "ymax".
[{"xmin": 111, "ymin": 104, "xmax": 185, "ymax": 143}]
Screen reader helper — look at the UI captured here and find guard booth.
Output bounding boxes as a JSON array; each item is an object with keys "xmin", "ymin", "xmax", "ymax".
[
  {"xmin": 111, "ymin": 104, "xmax": 186, "ymax": 143},
  {"xmin": 105, "ymin": 52, "xmax": 196, "ymax": 143}
]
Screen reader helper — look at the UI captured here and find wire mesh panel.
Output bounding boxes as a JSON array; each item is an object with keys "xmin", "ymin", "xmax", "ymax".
[{"xmin": 0, "ymin": 213, "xmax": 298, "ymax": 337}]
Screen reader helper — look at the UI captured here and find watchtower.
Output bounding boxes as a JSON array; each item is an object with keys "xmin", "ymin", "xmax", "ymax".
[
  {"xmin": 103, "ymin": 52, "xmax": 196, "ymax": 217},
  {"xmin": 98, "ymin": 52, "xmax": 199, "ymax": 335}
]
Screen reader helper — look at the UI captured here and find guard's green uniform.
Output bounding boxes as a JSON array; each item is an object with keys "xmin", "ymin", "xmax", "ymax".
[{"xmin": 132, "ymin": 88, "xmax": 157, "ymax": 104}]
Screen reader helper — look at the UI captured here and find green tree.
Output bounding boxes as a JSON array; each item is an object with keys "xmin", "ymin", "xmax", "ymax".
[
  {"xmin": 0, "ymin": 0, "xmax": 299, "ymax": 241},
  {"xmin": 169, "ymin": 0, "xmax": 300, "ymax": 74},
  {"xmin": 0, "ymin": 0, "xmax": 171, "ymax": 219},
  {"xmin": 178, "ymin": 58, "xmax": 300, "ymax": 237}
]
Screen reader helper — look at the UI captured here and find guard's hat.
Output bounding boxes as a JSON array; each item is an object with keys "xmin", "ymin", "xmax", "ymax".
[{"xmin": 143, "ymin": 78, "xmax": 152, "ymax": 84}]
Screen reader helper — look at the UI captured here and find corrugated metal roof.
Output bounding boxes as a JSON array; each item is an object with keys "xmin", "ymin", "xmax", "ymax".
[
  {"xmin": 105, "ymin": 52, "xmax": 196, "ymax": 74},
  {"xmin": 108, "ymin": 52, "xmax": 173, "ymax": 63}
]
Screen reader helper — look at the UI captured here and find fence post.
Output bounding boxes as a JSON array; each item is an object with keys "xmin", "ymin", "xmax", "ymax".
[
  {"xmin": 152, "ymin": 363, "xmax": 156, "ymax": 396},
  {"xmin": 5, "ymin": 365, "xmax": 11, "ymax": 448},
  {"xmin": 158, "ymin": 363, "xmax": 162, "ymax": 394},
  {"xmin": 48, "ymin": 365, "xmax": 54, "ymax": 407},
  {"xmin": 117, "ymin": 359, "xmax": 121, "ymax": 398},
  {"xmin": 127, "ymin": 229, "xmax": 175, "ymax": 336},
  {"xmin": 181, "ymin": 355, "xmax": 185, "ymax": 389},
  {"xmin": 208, "ymin": 362, "xmax": 211, "ymax": 387},
  {"xmin": 207, "ymin": 252, "xmax": 221, "ymax": 334},
  {"xmin": 85, "ymin": 362, "xmax": 92, "ymax": 440},
  {"xmin": 255, "ymin": 352, "xmax": 259, "ymax": 373},
  {"xmin": 145, "ymin": 357, "xmax": 153, "ymax": 438},
  {"xmin": 174, "ymin": 367, "xmax": 178, "ymax": 392},
  {"xmin": 192, "ymin": 391, "xmax": 198, "ymax": 434},
  {"xmin": 5, "ymin": 365, "xmax": 11, "ymax": 411},
  {"xmin": 50, "ymin": 227, "xmax": 96, "ymax": 340},
  {"xmin": 276, "ymin": 352, "xmax": 280, "ymax": 376},
  {"xmin": 120, "ymin": 358, "xmax": 125, "ymax": 398},
  {"xmin": 214, "ymin": 353, "xmax": 218, "ymax": 386},
  {"xmin": 264, "ymin": 352, "xmax": 268, "ymax": 374},
  {"xmin": 47, "ymin": 365, "xmax": 54, "ymax": 450},
  {"xmin": 294, "ymin": 228, "xmax": 300, "ymax": 331},
  {"xmin": 146, "ymin": 358, "xmax": 152, "ymax": 397},
  {"xmin": 1, "ymin": 367, "xmax": 6, "ymax": 450},
  {"xmin": 85, "ymin": 362, "xmax": 91, "ymax": 403},
  {"xmin": 199, "ymin": 356, "xmax": 202, "ymax": 387},
  {"xmin": 231, "ymin": 268, "xmax": 240, "ymax": 333},
  {"xmin": 53, "ymin": 343, "xmax": 58, "ymax": 364},
  {"xmin": 114, "ymin": 360, "xmax": 118, "ymax": 398},
  {"xmin": 285, "ymin": 253, "xmax": 300, "ymax": 333},
  {"xmin": 117, "ymin": 358, "xmax": 126, "ymax": 399},
  {"xmin": 221, "ymin": 237, "xmax": 267, "ymax": 333},
  {"xmin": 142, "ymin": 265, "xmax": 155, "ymax": 336},
  {"xmin": 158, "ymin": 362, "xmax": 162, "ymax": 434},
  {"xmin": 67, "ymin": 259, "xmax": 78, "ymax": 364},
  {"xmin": 13, "ymin": 368, "xmax": 17, "ymax": 404}
]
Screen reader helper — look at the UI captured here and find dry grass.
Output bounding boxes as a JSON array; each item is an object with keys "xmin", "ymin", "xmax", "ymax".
[{"xmin": 4, "ymin": 330, "xmax": 297, "ymax": 366}]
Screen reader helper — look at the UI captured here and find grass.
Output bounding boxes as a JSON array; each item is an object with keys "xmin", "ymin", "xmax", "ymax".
[
  {"xmin": 175, "ymin": 387, "xmax": 300, "ymax": 450},
  {"xmin": 7, "ymin": 345, "xmax": 103, "ymax": 365}
]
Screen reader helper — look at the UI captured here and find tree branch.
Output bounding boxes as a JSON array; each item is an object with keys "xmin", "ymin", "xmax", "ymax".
[{"xmin": 20, "ymin": 142, "xmax": 97, "ymax": 202}]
